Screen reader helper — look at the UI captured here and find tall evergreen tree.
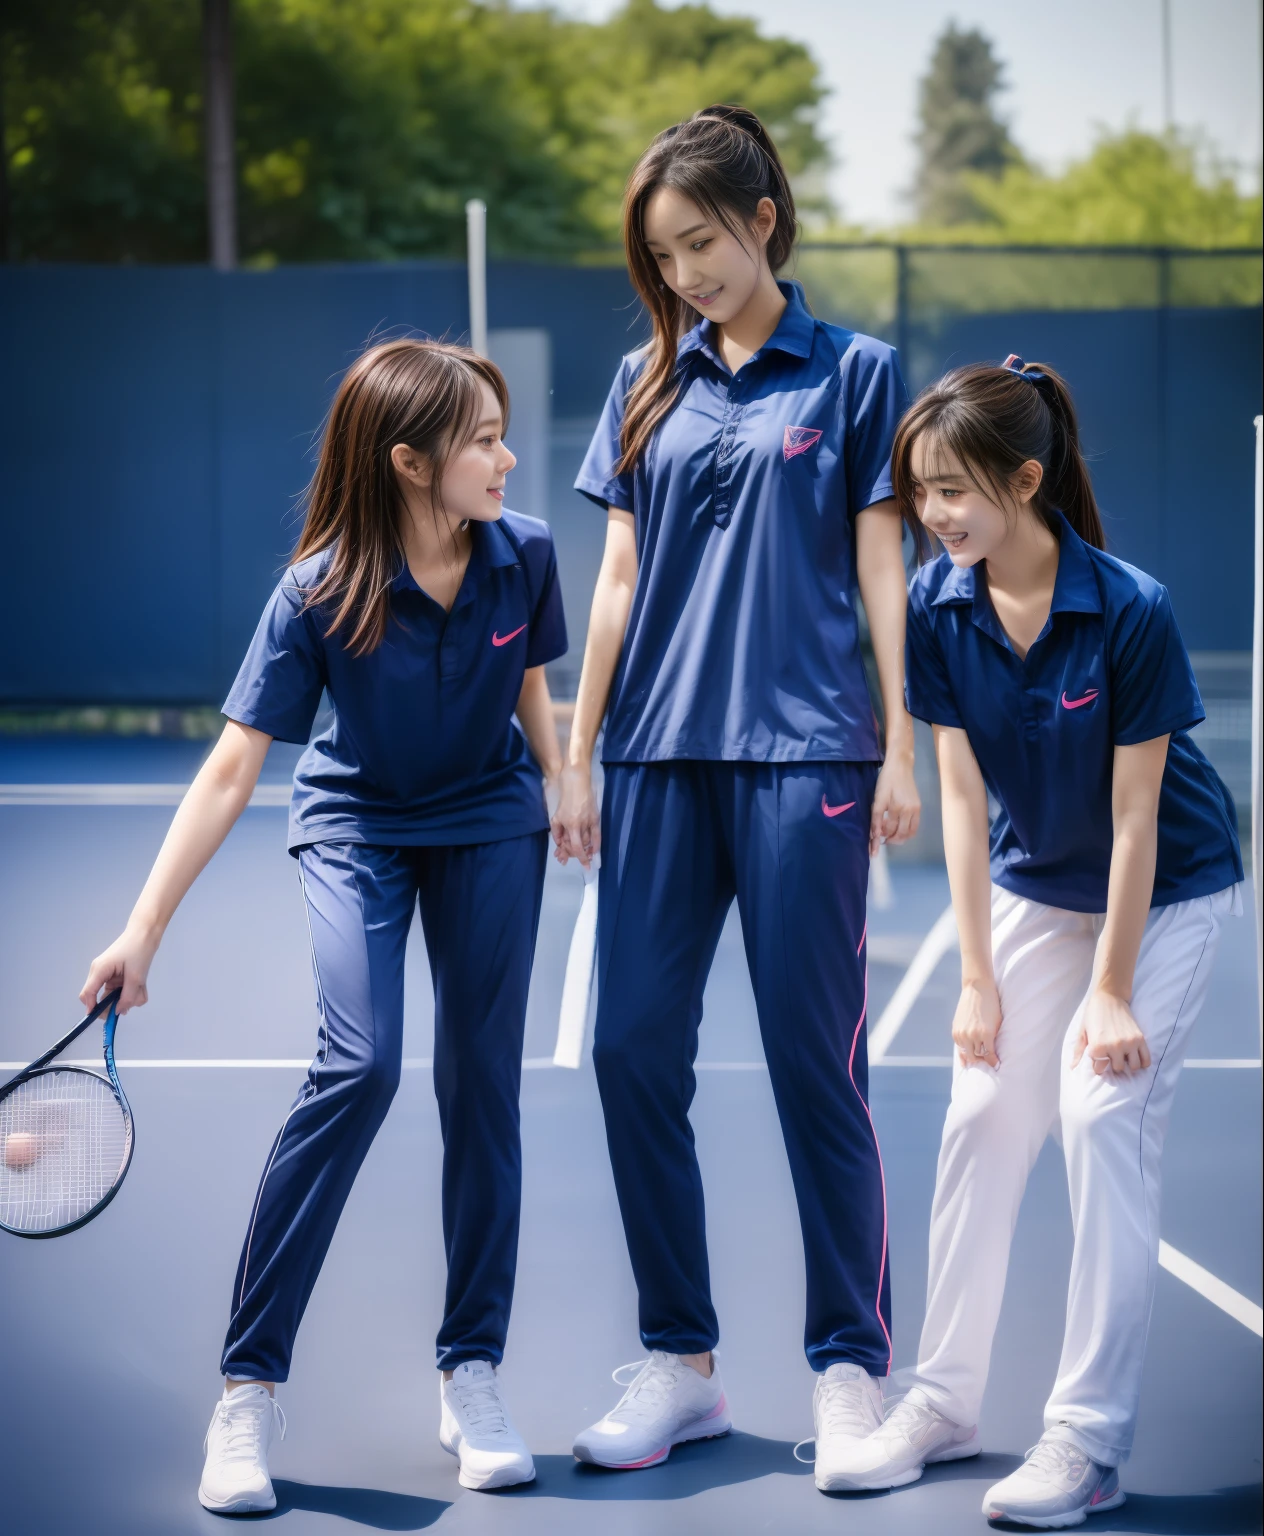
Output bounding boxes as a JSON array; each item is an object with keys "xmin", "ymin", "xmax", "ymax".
[{"xmin": 913, "ymin": 24, "xmax": 1019, "ymax": 225}]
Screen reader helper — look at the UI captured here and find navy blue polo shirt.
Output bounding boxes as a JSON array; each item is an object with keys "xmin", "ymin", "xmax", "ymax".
[
  {"xmin": 575, "ymin": 280, "xmax": 906, "ymax": 763},
  {"xmin": 905, "ymin": 515, "xmax": 1241, "ymax": 912},
  {"xmin": 223, "ymin": 511, "xmax": 567, "ymax": 852}
]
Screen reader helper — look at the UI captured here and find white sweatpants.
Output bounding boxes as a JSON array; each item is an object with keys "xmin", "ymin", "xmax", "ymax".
[{"xmin": 913, "ymin": 883, "xmax": 1237, "ymax": 1467}]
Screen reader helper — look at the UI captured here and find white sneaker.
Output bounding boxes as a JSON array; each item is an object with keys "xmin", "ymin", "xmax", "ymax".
[
  {"xmin": 817, "ymin": 1386, "xmax": 980, "ymax": 1491},
  {"xmin": 197, "ymin": 1383, "xmax": 286, "ymax": 1514},
  {"xmin": 572, "ymin": 1352, "xmax": 731, "ymax": 1469},
  {"xmin": 810, "ymin": 1363, "xmax": 884, "ymax": 1490},
  {"xmin": 984, "ymin": 1428, "xmax": 1125, "ymax": 1528},
  {"xmin": 439, "ymin": 1361, "xmax": 535, "ymax": 1491}
]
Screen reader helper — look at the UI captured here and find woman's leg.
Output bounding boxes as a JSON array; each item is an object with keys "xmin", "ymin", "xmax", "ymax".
[
  {"xmin": 730, "ymin": 762, "xmax": 891, "ymax": 1374},
  {"xmin": 592, "ymin": 763, "xmax": 734, "ymax": 1356},
  {"xmin": 219, "ymin": 842, "xmax": 416, "ymax": 1384},
  {"xmin": 415, "ymin": 831, "xmax": 548, "ymax": 1370},
  {"xmin": 1046, "ymin": 888, "xmax": 1233, "ymax": 1466},
  {"xmin": 913, "ymin": 889, "xmax": 1096, "ymax": 1427}
]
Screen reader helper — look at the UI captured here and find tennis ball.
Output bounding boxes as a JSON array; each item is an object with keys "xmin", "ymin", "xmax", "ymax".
[{"xmin": 4, "ymin": 1132, "xmax": 37, "ymax": 1170}]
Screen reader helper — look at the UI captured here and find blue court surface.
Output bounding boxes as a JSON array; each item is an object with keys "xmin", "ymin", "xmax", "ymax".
[{"xmin": 0, "ymin": 736, "xmax": 1260, "ymax": 1536}]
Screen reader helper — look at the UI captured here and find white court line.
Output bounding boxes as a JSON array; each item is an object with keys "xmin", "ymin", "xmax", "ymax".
[
  {"xmin": 0, "ymin": 783, "xmax": 290, "ymax": 807},
  {"xmin": 867, "ymin": 904, "xmax": 958, "ymax": 1061},
  {"xmin": 0, "ymin": 1055, "xmax": 559, "ymax": 1072},
  {"xmin": 1158, "ymin": 1241, "xmax": 1264, "ymax": 1336},
  {"xmin": 3, "ymin": 1060, "xmax": 1257, "ymax": 1332},
  {"xmin": 3, "ymin": 1056, "xmax": 1258, "ymax": 1072}
]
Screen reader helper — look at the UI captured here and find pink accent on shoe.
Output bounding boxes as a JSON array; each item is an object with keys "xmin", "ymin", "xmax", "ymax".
[
  {"xmin": 699, "ymin": 1395, "xmax": 728, "ymax": 1421},
  {"xmin": 618, "ymin": 1445, "xmax": 671, "ymax": 1469},
  {"xmin": 849, "ymin": 947, "xmax": 892, "ymax": 1372}
]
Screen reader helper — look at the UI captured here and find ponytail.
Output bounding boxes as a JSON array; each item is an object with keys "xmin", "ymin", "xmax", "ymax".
[
  {"xmin": 891, "ymin": 356, "xmax": 1105, "ymax": 559},
  {"xmin": 617, "ymin": 105, "xmax": 798, "ymax": 476},
  {"xmin": 1022, "ymin": 363, "xmax": 1104, "ymax": 550}
]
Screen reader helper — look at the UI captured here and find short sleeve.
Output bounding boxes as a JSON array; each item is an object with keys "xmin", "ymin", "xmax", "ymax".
[
  {"xmin": 904, "ymin": 588, "xmax": 964, "ymax": 728},
  {"xmin": 574, "ymin": 355, "xmax": 639, "ymax": 511},
  {"xmin": 843, "ymin": 342, "xmax": 908, "ymax": 515},
  {"xmin": 1109, "ymin": 586, "xmax": 1204, "ymax": 745},
  {"xmin": 524, "ymin": 534, "xmax": 568, "ymax": 669},
  {"xmin": 222, "ymin": 575, "xmax": 327, "ymax": 745}
]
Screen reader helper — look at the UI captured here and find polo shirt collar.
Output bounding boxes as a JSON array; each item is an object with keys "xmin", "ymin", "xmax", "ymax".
[
  {"xmin": 930, "ymin": 511, "xmax": 1102, "ymax": 647},
  {"xmin": 677, "ymin": 279, "xmax": 816, "ymax": 367},
  {"xmin": 388, "ymin": 516, "xmax": 519, "ymax": 595},
  {"xmin": 1048, "ymin": 513, "xmax": 1103, "ymax": 615}
]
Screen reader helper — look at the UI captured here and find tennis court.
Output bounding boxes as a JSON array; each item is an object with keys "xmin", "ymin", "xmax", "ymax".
[{"xmin": 0, "ymin": 732, "xmax": 1258, "ymax": 1536}]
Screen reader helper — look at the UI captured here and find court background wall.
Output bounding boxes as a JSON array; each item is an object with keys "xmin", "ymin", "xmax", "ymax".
[{"xmin": 2, "ymin": 256, "xmax": 1258, "ymax": 754}]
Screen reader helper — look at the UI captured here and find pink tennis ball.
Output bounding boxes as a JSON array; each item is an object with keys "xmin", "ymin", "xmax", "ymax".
[{"xmin": 4, "ymin": 1132, "xmax": 37, "ymax": 1170}]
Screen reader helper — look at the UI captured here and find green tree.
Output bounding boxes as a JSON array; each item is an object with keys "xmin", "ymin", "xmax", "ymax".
[
  {"xmin": 913, "ymin": 23, "xmax": 1019, "ymax": 225},
  {"xmin": 959, "ymin": 128, "xmax": 1263, "ymax": 247},
  {"xmin": 563, "ymin": 0, "xmax": 829, "ymax": 240},
  {"xmin": 3, "ymin": 0, "xmax": 829, "ymax": 263}
]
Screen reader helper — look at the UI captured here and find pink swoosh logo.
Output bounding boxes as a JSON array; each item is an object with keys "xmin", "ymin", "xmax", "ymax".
[
  {"xmin": 1061, "ymin": 688, "xmax": 1099, "ymax": 710},
  {"xmin": 821, "ymin": 796, "xmax": 856, "ymax": 818},
  {"xmin": 492, "ymin": 625, "xmax": 527, "ymax": 647}
]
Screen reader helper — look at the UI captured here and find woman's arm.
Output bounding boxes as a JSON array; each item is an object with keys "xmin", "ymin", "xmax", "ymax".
[
  {"xmin": 552, "ymin": 508, "xmax": 637, "ymax": 866},
  {"xmin": 79, "ymin": 720, "xmax": 272, "ymax": 1012},
  {"xmin": 1070, "ymin": 736, "xmax": 1168, "ymax": 1076},
  {"xmin": 935, "ymin": 724, "xmax": 1002, "ymax": 1068},
  {"xmin": 516, "ymin": 666, "xmax": 563, "ymax": 795},
  {"xmin": 856, "ymin": 500, "xmax": 920, "ymax": 855}
]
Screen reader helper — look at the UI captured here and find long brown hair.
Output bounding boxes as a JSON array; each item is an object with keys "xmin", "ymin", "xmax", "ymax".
[
  {"xmin": 618, "ymin": 104, "xmax": 798, "ymax": 475},
  {"xmin": 891, "ymin": 358, "xmax": 1105, "ymax": 560},
  {"xmin": 293, "ymin": 338, "xmax": 509, "ymax": 654}
]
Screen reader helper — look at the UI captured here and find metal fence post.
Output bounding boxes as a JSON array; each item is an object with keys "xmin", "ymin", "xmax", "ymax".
[
  {"xmin": 895, "ymin": 244, "xmax": 910, "ymax": 374},
  {"xmin": 466, "ymin": 199, "xmax": 488, "ymax": 357},
  {"xmin": 202, "ymin": 0, "xmax": 237, "ymax": 271}
]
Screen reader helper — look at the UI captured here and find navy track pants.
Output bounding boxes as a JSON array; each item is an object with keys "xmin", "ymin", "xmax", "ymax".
[
  {"xmin": 220, "ymin": 832, "xmax": 548, "ymax": 1382},
  {"xmin": 594, "ymin": 762, "xmax": 892, "ymax": 1375}
]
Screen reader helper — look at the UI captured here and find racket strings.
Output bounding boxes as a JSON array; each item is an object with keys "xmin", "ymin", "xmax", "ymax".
[{"xmin": 0, "ymin": 1069, "xmax": 131, "ymax": 1234}]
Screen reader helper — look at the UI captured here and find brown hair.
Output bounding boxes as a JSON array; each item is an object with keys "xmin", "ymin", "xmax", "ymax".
[
  {"xmin": 617, "ymin": 104, "xmax": 798, "ymax": 475},
  {"xmin": 292, "ymin": 338, "xmax": 509, "ymax": 654},
  {"xmin": 891, "ymin": 358, "xmax": 1105, "ymax": 560}
]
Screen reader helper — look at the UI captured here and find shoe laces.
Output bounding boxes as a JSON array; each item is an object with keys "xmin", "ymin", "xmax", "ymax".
[
  {"xmin": 206, "ymin": 1391, "xmax": 286, "ymax": 1462},
  {"xmin": 609, "ymin": 1351, "xmax": 689, "ymax": 1424},
  {"xmin": 816, "ymin": 1370, "xmax": 879, "ymax": 1439},
  {"xmin": 1023, "ymin": 1433, "xmax": 1089, "ymax": 1486},
  {"xmin": 451, "ymin": 1374, "xmax": 510, "ymax": 1436}
]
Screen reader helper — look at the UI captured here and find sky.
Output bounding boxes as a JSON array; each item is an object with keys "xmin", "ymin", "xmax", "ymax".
[{"xmin": 549, "ymin": 0, "xmax": 1263, "ymax": 227}]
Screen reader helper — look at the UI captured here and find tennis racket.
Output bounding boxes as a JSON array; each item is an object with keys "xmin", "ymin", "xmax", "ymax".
[
  {"xmin": 553, "ymin": 858, "xmax": 599, "ymax": 1069},
  {"xmin": 0, "ymin": 988, "xmax": 132, "ymax": 1239}
]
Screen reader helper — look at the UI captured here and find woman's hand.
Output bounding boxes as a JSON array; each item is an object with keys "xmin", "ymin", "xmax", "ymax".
[
  {"xmin": 870, "ymin": 748, "xmax": 920, "ymax": 857},
  {"xmin": 1071, "ymin": 989, "xmax": 1151, "ymax": 1077},
  {"xmin": 79, "ymin": 921, "xmax": 163, "ymax": 1015},
  {"xmin": 552, "ymin": 762, "xmax": 600, "ymax": 868},
  {"xmin": 952, "ymin": 978, "xmax": 1002, "ymax": 1069}
]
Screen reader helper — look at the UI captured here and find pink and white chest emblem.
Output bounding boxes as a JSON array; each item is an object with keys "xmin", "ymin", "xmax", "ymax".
[{"xmin": 783, "ymin": 425, "xmax": 823, "ymax": 461}]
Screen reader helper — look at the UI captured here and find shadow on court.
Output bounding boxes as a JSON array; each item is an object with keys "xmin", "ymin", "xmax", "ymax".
[
  {"xmin": 986, "ymin": 1483, "xmax": 1264, "ymax": 1534},
  {"xmin": 507, "ymin": 1431, "xmax": 809, "ymax": 1500},
  {"xmin": 269, "ymin": 1482, "xmax": 450, "ymax": 1529}
]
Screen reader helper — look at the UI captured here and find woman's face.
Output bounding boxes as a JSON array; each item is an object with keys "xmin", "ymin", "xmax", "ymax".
[
  {"xmin": 910, "ymin": 437, "xmax": 1041, "ymax": 567},
  {"xmin": 641, "ymin": 186, "xmax": 775, "ymax": 327},
  {"xmin": 396, "ymin": 380, "xmax": 516, "ymax": 526}
]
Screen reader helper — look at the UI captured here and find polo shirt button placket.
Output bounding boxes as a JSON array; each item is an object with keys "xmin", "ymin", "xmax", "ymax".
[{"xmin": 714, "ymin": 388, "xmax": 742, "ymax": 530}]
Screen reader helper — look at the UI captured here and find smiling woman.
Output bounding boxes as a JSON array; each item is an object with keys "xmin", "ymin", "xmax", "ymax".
[
  {"xmin": 824, "ymin": 355, "xmax": 1250, "ymax": 1519},
  {"xmin": 551, "ymin": 103, "xmax": 923, "ymax": 1494},
  {"xmin": 77, "ymin": 335, "xmax": 568, "ymax": 1509}
]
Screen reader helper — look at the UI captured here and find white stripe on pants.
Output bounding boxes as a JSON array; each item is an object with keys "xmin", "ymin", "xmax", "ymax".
[{"xmin": 913, "ymin": 883, "xmax": 1237, "ymax": 1466}]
